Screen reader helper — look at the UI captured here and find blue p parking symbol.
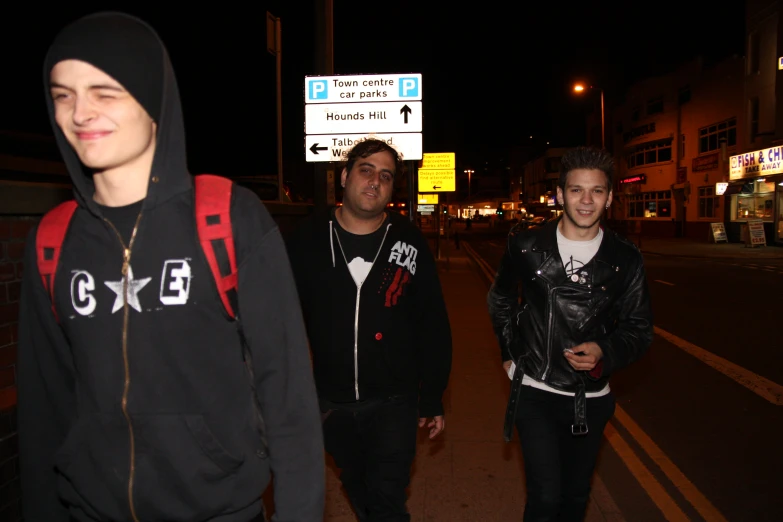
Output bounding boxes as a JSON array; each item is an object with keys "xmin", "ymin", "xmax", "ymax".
[
  {"xmin": 309, "ymin": 80, "xmax": 328, "ymax": 100},
  {"xmin": 399, "ymin": 77, "xmax": 419, "ymax": 98}
]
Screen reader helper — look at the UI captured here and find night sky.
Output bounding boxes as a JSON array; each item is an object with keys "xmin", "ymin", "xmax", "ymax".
[{"xmin": 2, "ymin": 2, "xmax": 746, "ymax": 186}]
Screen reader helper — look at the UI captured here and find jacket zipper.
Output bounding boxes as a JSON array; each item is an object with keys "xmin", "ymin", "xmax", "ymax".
[
  {"xmin": 105, "ymin": 212, "xmax": 143, "ymax": 522},
  {"xmin": 576, "ymin": 294, "xmax": 610, "ymax": 331},
  {"xmin": 541, "ymin": 287, "xmax": 558, "ymax": 381}
]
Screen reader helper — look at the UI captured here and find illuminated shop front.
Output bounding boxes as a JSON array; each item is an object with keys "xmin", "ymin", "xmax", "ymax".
[
  {"xmin": 729, "ymin": 146, "xmax": 783, "ymax": 244},
  {"xmin": 617, "ymin": 174, "xmax": 673, "ymax": 219}
]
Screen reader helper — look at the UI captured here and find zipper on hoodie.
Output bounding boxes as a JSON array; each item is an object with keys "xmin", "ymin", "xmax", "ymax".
[
  {"xmin": 331, "ymin": 221, "xmax": 391, "ymax": 401},
  {"xmin": 353, "ymin": 283, "xmax": 362, "ymax": 400},
  {"xmin": 104, "ymin": 212, "xmax": 143, "ymax": 522}
]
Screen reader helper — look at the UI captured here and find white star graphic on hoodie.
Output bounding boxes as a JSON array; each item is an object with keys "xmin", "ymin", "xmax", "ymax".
[{"xmin": 104, "ymin": 265, "xmax": 152, "ymax": 314}]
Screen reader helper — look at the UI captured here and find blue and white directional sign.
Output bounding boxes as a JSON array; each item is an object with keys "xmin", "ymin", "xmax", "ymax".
[
  {"xmin": 305, "ymin": 133, "xmax": 422, "ymax": 163},
  {"xmin": 304, "ymin": 73, "xmax": 423, "ymax": 161},
  {"xmin": 305, "ymin": 74, "xmax": 422, "ymax": 104}
]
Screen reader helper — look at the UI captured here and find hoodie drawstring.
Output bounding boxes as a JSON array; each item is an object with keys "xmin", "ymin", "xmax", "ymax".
[{"xmin": 329, "ymin": 220, "xmax": 335, "ymax": 267}]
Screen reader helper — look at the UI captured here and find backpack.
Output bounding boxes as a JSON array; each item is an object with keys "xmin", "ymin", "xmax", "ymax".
[
  {"xmin": 35, "ymin": 174, "xmax": 238, "ymax": 322},
  {"xmin": 35, "ymin": 173, "xmax": 270, "ymax": 454}
]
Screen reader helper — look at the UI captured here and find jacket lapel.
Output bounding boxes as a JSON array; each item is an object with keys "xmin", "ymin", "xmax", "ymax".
[
  {"xmin": 531, "ymin": 220, "xmax": 567, "ymax": 285},
  {"xmin": 589, "ymin": 225, "xmax": 620, "ymax": 288}
]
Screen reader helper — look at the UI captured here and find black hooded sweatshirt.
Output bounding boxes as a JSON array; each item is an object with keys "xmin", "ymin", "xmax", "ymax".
[
  {"xmin": 285, "ymin": 208, "xmax": 452, "ymax": 418},
  {"xmin": 17, "ymin": 12, "xmax": 324, "ymax": 522}
]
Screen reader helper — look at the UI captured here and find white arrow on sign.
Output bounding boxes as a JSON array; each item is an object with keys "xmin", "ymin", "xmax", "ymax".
[
  {"xmin": 305, "ymin": 133, "xmax": 422, "ymax": 162},
  {"xmin": 305, "ymin": 101, "xmax": 422, "ymax": 134}
]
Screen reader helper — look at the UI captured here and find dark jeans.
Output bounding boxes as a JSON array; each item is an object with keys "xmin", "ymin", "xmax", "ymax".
[
  {"xmin": 321, "ymin": 394, "xmax": 419, "ymax": 522},
  {"xmin": 515, "ymin": 386, "xmax": 616, "ymax": 522}
]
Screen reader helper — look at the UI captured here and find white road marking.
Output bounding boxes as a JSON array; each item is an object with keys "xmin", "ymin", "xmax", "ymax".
[{"xmin": 654, "ymin": 326, "xmax": 783, "ymax": 405}]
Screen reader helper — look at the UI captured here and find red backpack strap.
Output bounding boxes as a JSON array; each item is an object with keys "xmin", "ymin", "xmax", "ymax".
[
  {"xmin": 36, "ymin": 200, "xmax": 78, "ymax": 322},
  {"xmin": 194, "ymin": 174, "xmax": 238, "ymax": 319}
]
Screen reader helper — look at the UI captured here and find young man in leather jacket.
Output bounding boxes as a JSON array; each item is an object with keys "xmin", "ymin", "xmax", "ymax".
[{"xmin": 487, "ymin": 146, "xmax": 653, "ymax": 521}]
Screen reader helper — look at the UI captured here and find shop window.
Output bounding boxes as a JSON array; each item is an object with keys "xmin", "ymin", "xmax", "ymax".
[
  {"xmin": 699, "ymin": 118, "xmax": 737, "ymax": 154},
  {"xmin": 698, "ymin": 185, "xmax": 719, "ymax": 219},
  {"xmin": 627, "ymin": 191, "xmax": 672, "ymax": 219},
  {"xmin": 628, "ymin": 200, "xmax": 644, "ymax": 218},
  {"xmin": 777, "ymin": 191, "xmax": 783, "ymax": 242},
  {"xmin": 658, "ymin": 199, "xmax": 671, "ymax": 218},
  {"xmin": 733, "ymin": 194, "xmax": 774, "ymax": 220}
]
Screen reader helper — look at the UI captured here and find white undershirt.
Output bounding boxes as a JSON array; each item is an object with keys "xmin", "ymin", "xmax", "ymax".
[{"xmin": 521, "ymin": 225, "xmax": 609, "ymax": 397}]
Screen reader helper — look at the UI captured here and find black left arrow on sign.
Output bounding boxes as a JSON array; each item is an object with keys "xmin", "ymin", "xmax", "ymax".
[
  {"xmin": 432, "ymin": 185, "xmax": 441, "ymax": 190},
  {"xmin": 310, "ymin": 143, "xmax": 328, "ymax": 154},
  {"xmin": 400, "ymin": 105, "xmax": 412, "ymax": 124}
]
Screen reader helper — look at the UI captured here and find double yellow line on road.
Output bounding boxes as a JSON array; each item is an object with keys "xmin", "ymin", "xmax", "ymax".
[{"xmin": 463, "ymin": 241, "xmax": 728, "ymax": 522}]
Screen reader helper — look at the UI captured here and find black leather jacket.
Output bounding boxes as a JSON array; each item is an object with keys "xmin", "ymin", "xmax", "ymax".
[{"xmin": 487, "ymin": 218, "xmax": 653, "ymax": 439}]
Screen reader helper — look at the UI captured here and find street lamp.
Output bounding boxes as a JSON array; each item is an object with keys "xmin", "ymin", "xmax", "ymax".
[
  {"xmin": 464, "ymin": 169, "xmax": 474, "ymax": 200},
  {"xmin": 573, "ymin": 83, "xmax": 605, "ymax": 150}
]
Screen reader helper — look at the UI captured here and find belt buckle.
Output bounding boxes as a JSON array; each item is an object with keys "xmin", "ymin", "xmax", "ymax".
[{"xmin": 571, "ymin": 423, "xmax": 588, "ymax": 436}]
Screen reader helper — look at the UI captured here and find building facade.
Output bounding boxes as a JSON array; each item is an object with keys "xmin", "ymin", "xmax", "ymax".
[
  {"xmin": 521, "ymin": 147, "xmax": 568, "ymax": 219},
  {"xmin": 609, "ymin": 55, "xmax": 745, "ymax": 240},
  {"xmin": 729, "ymin": 0, "xmax": 783, "ymax": 245}
]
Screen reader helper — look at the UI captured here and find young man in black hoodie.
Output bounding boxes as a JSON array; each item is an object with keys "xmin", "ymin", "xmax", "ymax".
[
  {"xmin": 286, "ymin": 139, "xmax": 452, "ymax": 522},
  {"xmin": 17, "ymin": 12, "xmax": 324, "ymax": 522}
]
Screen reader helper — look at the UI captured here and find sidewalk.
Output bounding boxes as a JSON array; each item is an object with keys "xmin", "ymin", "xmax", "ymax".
[
  {"xmin": 633, "ymin": 235, "xmax": 783, "ymax": 260},
  {"xmin": 322, "ymin": 239, "xmax": 622, "ymax": 522},
  {"xmin": 444, "ymin": 220, "xmax": 783, "ymax": 261}
]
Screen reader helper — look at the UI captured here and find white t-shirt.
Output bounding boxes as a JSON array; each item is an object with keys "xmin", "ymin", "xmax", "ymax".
[{"xmin": 557, "ymin": 226, "xmax": 602, "ymax": 283}]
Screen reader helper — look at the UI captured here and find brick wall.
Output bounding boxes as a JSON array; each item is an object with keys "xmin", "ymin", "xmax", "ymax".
[{"xmin": 0, "ymin": 216, "xmax": 37, "ymax": 522}]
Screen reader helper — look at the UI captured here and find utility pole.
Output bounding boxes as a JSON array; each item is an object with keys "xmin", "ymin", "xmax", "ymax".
[
  {"xmin": 266, "ymin": 12, "xmax": 284, "ymax": 202},
  {"xmin": 313, "ymin": 0, "xmax": 334, "ymax": 213}
]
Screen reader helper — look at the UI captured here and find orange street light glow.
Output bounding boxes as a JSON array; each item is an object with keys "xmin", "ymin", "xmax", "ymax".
[{"xmin": 573, "ymin": 84, "xmax": 585, "ymax": 92}]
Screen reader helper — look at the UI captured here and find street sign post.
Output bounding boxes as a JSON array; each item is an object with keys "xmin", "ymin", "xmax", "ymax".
[{"xmin": 304, "ymin": 73, "xmax": 423, "ymax": 162}]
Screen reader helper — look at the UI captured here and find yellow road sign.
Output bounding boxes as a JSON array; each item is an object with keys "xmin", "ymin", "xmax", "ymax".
[
  {"xmin": 417, "ymin": 193, "xmax": 439, "ymax": 204},
  {"xmin": 418, "ymin": 168, "xmax": 455, "ymax": 192},
  {"xmin": 421, "ymin": 152, "xmax": 455, "ymax": 170}
]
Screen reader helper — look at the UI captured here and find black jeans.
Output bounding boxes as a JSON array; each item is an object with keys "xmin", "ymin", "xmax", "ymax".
[
  {"xmin": 321, "ymin": 394, "xmax": 419, "ymax": 522},
  {"xmin": 515, "ymin": 386, "xmax": 616, "ymax": 522}
]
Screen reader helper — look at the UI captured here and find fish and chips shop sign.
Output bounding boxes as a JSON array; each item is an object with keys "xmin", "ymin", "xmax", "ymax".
[{"xmin": 730, "ymin": 146, "xmax": 783, "ymax": 180}]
